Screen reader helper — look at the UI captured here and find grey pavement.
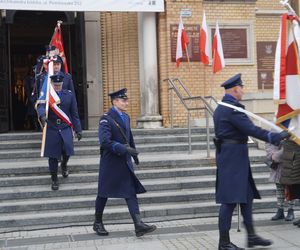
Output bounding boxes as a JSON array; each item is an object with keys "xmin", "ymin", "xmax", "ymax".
[{"xmin": 1, "ymin": 213, "xmax": 300, "ymax": 250}]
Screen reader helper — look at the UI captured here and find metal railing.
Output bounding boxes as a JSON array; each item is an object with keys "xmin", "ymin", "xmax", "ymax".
[{"xmin": 164, "ymin": 77, "xmax": 218, "ymax": 156}]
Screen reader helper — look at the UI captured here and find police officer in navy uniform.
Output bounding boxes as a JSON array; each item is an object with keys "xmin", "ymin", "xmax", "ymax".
[
  {"xmin": 36, "ymin": 52, "xmax": 76, "ymax": 173},
  {"xmin": 93, "ymin": 88, "xmax": 156, "ymax": 237},
  {"xmin": 52, "ymin": 55, "xmax": 75, "ymax": 94},
  {"xmin": 37, "ymin": 73, "xmax": 82, "ymax": 190},
  {"xmin": 213, "ymin": 74, "xmax": 290, "ymax": 250}
]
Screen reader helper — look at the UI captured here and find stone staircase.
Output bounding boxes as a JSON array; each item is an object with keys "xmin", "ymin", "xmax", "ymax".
[{"xmin": 0, "ymin": 128, "xmax": 276, "ymax": 233}]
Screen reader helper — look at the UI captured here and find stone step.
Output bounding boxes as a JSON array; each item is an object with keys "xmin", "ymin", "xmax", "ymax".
[
  {"xmin": 0, "ymin": 140, "xmax": 259, "ymax": 159},
  {"xmin": 0, "ymin": 184, "xmax": 276, "ymax": 214},
  {"xmin": 0, "ymin": 197, "xmax": 277, "ymax": 230},
  {"xmin": 0, "ymin": 128, "xmax": 215, "ymax": 141},
  {"xmin": 0, "ymin": 157, "xmax": 267, "ymax": 176},
  {"xmin": 0, "ymin": 171, "xmax": 270, "ymax": 188},
  {"xmin": 0, "ymin": 135, "xmax": 215, "ymax": 150},
  {"xmin": 0, "ymin": 170, "xmax": 273, "ymax": 200},
  {"xmin": 0, "ymin": 142, "xmax": 218, "ymax": 159}
]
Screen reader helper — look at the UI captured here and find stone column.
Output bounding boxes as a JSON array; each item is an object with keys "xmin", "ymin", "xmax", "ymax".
[{"xmin": 137, "ymin": 12, "xmax": 162, "ymax": 129}]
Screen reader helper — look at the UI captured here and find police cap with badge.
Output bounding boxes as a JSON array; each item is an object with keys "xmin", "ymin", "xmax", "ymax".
[
  {"xmin": 52, "ymin": 55, "xmax": 63, "ymax": 64},
  {"xmin": 50, "ymin": 72, "xmax": 64, "ymax": 85},
  {"xmin": 221, "ymin": 73, "xmax": 243, "ymax": 89},
  {"xmin": 109, "ymin": 88, "xmax": 128, "ymax": 100}
]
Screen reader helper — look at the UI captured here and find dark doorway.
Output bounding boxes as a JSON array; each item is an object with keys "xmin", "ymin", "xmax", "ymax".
[{"xmin": 2, "ymin": 10, "xmax": 88, "ymax": 131}]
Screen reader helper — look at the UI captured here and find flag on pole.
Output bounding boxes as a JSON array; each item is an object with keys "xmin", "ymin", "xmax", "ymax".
[
  {"xmin": 50, "ymin": 21, "xmax": 68, "ymax": 73},
  {"xmin": 200, "ymin": 11, "xmax": 209, "ymax": 65},
  {"xmin": 212, "ymin": 21, "xmax": 225, "ymax": 73},
  {"xmin": 274, "ymin": 13, "xmax": 300, "ymax": 139},
  {"xmin": 176, "ymin": 15, "xmax": 189, "ymax": 67}
]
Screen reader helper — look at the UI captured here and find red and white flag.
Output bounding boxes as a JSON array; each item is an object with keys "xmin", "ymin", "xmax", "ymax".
[
  {"xmin": 212, "ymin": 21, "xmax": 225, "ymax": 73},
  {"xmin": 200, "ymin": 11, "xmax": 209, "ymax": 65},
  {"xmin": 49, "ymin": 85, "xmax": 73, "ymax": 128},
  {"xmin": 176, "ymin": 15, "xmax": 189, "ymax": 67},
  {"xmin": 274, "ymin": 14, "xmax": 300, "ymax": 137},
  {"xmin": 50, "ymin": 21, "xmax": 68, "ymax": 73}
]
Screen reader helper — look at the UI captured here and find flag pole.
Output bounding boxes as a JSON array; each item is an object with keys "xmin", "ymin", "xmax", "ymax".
[
  {"xmin": 280, "ymin": 0, "xmax": 297, "ymax": 15},
  {"xmin": 40, "ymin": 60, "xmax": 54, "ymax": 157}
]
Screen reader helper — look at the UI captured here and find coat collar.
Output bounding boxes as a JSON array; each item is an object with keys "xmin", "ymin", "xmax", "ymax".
[
  {"xmin": 108, "ymin": 107, "xmax": 127, "ymax": 130},
  {"xmin": 222, "ymin": 94, "xmax": 245, "ymax": 109}
]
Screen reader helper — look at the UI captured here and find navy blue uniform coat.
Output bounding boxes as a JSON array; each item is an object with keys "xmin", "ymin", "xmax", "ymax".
[
  {"xmin": 98, "ymin": 108, "xmax": 146, "ymax": 198},
  {"xmin": 213, "ymin": 94, "xmax": 272, "ymax": 204},
  {"xmin": 37, "ymin": 89, "xmax": 82, "ymax": 159}
]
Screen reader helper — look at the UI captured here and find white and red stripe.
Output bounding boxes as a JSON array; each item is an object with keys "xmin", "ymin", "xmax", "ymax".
[
  {"xmin": 274, "ymin": 14, "xmax": 300, "ymax": 137},
  {"xmin": 200, "ymin": 11, "xmax": 209, "ymax": 65},
  {"xmin": 212, "ymin": 21, "xmax": 225, "ymax": 73},
  {"xmin": 176, "ymin": 15, "xmax": 189, "ymax": 67},
  {"xmin": 49, "ymin": 85, "xmax": 74, "ymax": 128}
]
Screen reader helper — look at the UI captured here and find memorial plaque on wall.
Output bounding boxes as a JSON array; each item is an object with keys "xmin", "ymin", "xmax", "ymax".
[
  {"xmin": 256, "ymin": 41, "xmax": 276, "ymax": 89},
  {"xmin": 211, "ymin": 28, "xmax": 248, "ymax": 58},
  {"xmin": 170, "ymin": 24, "xmax": 200, "ymax": 62}
]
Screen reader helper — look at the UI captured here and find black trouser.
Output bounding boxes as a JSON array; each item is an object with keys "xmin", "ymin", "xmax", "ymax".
[
  {"xmin": 219, "ymin": 183, "xmax": 254, "ymax": 232},
  {"xmin": 48, "ymin": 153, "xmax": 69, "ymax": 173},
  {"xmin": 95, "ymin": 195, "xmax": 140, "ymax": 216}
]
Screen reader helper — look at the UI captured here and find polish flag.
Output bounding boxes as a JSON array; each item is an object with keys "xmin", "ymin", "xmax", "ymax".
[
  {"xmin": 200, "ymin": 11, "xmax": 209, "ymax": 65},
  {"xmin": 274, "ymin": 14, "xmax": 300, "ymax": 137},
  {"xmin": 50, "ymin": 21, "xmax": 69, "ymax": 73},
  {"xmin": 176, "ymin": 15, "xmax": 189, "ymax": 67},
  {"xmin": 212, "ymin": 21, "xmax": 225, "ymax": 73}
]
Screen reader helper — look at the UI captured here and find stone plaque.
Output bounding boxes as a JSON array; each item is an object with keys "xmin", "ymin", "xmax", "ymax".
[
  {"xmin": 256, "ymin": 41, "xmax": 276, "ymax": 89},
  {"xmin": 212, "ymin": 28, "xmax": 248, "ymax": 59},
  {"xmin": 170, "ymin": 24, "xmax": 200, "ymax": 62}
]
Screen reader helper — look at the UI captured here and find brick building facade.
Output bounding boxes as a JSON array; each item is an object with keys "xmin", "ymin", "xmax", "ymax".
[{"xmin": 100, "ymin": 0, "xmax": 291, "ymax": 128}]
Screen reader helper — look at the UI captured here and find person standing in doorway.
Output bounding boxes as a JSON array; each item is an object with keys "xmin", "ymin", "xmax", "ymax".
[
  {"xmin": 93, "ymin": 88, "xmax": 156, "ymax": 237},
  {"xmin": 213, "ymin": 73, "xmax": 290, "ymax": 250}
]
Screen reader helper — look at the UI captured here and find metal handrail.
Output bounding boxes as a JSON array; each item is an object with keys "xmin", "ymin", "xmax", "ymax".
[{"xmin": 164, "ymin": 77, "xmax": 218, "ymax": 156}]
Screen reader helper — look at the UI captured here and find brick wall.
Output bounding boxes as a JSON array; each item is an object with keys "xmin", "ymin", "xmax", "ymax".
[
  {"xmin": 100, "ymin": 12, "xmax": 141, "ymax": 127},
  {"xmin": 99, "ymin": 1, "xmax": 284, "ymax": 128}
]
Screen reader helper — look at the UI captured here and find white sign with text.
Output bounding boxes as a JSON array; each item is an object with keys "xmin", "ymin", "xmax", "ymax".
[{"xmin": 0, "ymin": 0, "xmax": 164, "ymax": 12}]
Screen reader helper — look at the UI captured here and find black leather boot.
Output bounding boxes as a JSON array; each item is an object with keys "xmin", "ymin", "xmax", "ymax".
[
  {"xmin": 51, "ymin": 173, "xmax": 59, "ymax": 191},
  {"xmin": 61, "ymin": 155, "xmax": 69, "ymax": 178},
  {"xmin": 285, "ymin": 208, "xmax": 295, "ymax": 221},
  {"xmin": 93, "ymin": 213, "xmax": 109, "ymax": 236},
  {"xmin": 131, "ymin": 214, "xmax": 156, "ymax": 237},
  {"xmin": 246, "ymin": 224, "xmax": 272, "ymax": 248},
  {"xmin": 294, "ymin": 218, "xmax": 300, "ymax": 226},
  {"xmin": 218, "ymin": 231, "xmax": 244, "ymax": 250},
  {"xmin": 271, "ymin": 208, "xmax": 284, "ymax": 220}
]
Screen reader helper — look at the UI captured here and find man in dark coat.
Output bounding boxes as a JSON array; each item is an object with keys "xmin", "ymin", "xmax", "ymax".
[
  {"xmin": 213, "ymin": 73, "xmax": 290, "ymax": 250},
  {"xmin": 37, "ymin": 73, "xmax": 82, "ymax": 190},
  {"xmin": 36, "ymin": 54, "xmax": 76, "ymax": 173},
  {"xmin": 93, "ymin": 88, "xmax": 156, "ymax": 237}
]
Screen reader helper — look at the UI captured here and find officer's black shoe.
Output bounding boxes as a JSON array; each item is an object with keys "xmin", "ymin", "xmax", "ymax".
[
  {"xmin": 218, "ymin": 243, "xmax": 245, "ymax": 250},
  {"xmin": 93, "ymin": 213, "xmax": 109, "ymax": 236},
  {"xmin": 93, "ymin": 221, "xmax": 109, "ymax": 236},
  {"xmin": 246, "ymin": 224, "xmax": 272, "ymax": 248},
  {"xmin": 293, "ymin": 218, "xmax": 300, "ymax": 226},
  {"xmin": 271, "ymin": 208, "xmax": 284, "ymax": 220},
  {"xmin": 218, "ymin": 231, "xmax": 244, "ymax": 250},
  {"xmin": 247, "ymin": 235, "xmax": 272, "ymax": 248},
  {"xmin": 61, "ymin": 159, "xmax": 69, "ymax": 178},
  {"xmin": 285, "ymin": 208, "xmax": 295, "ymax": 221},
  {"xmin": 51, "ymin": 174, "xmax": 59, "ymax": 191},
  {"xmin": 132, "ymin": 214, "xmax": 156, "ymax": 237}
]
